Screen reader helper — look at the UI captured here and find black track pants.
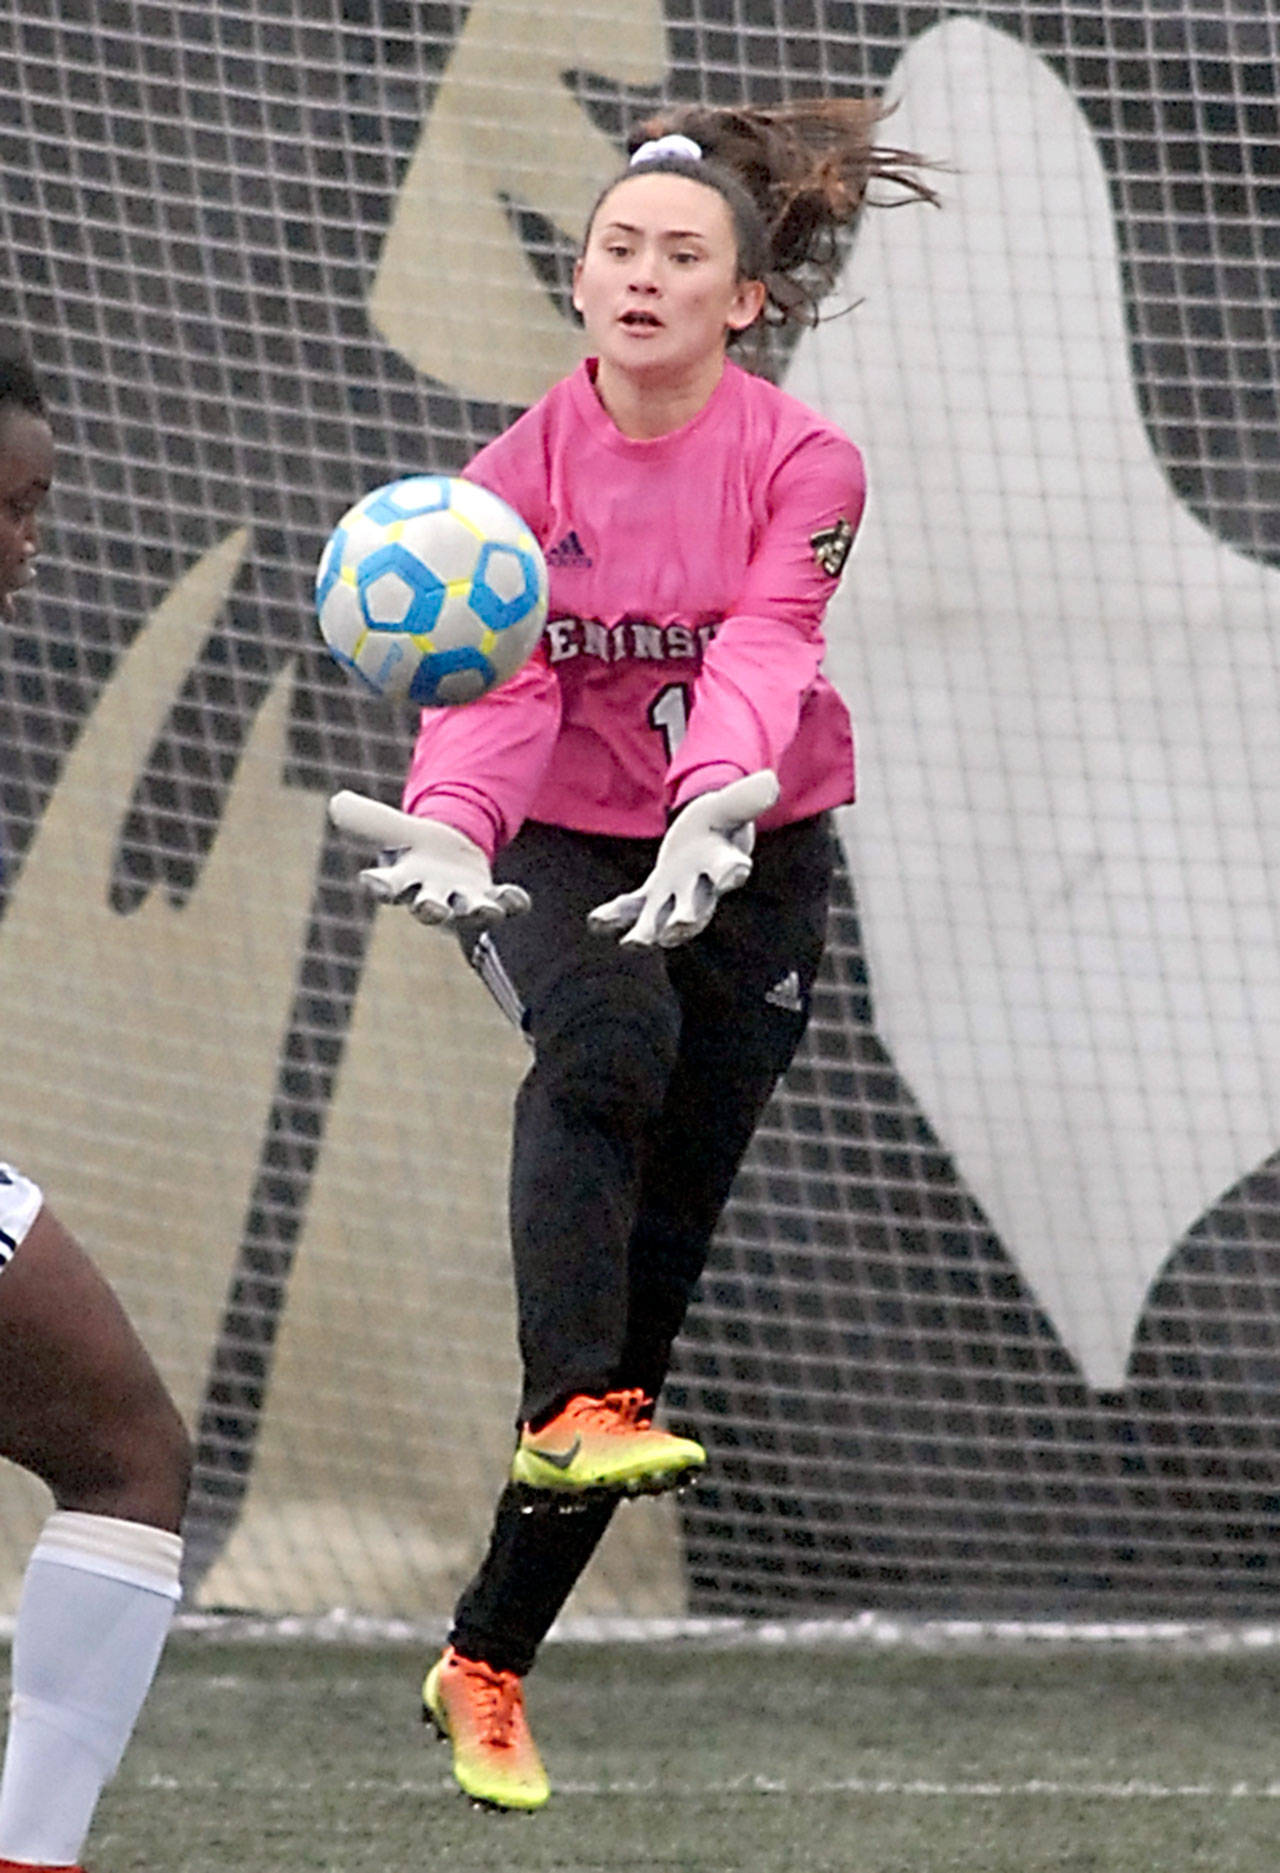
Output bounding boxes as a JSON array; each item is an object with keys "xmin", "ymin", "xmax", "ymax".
[{"xmin": 449, "ymin": 812, "xmax": 834, "ymax": 1675}]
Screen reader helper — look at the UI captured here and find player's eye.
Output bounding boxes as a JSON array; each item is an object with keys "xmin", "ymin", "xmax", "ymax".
[{"xmin": 3, "ymin": 490, "xmax": 44, "ymax": 524}]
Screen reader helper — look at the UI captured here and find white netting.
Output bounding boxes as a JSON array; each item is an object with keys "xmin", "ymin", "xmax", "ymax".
[{"xmin": 1, "ymin": 1, "xmax": 1278, "ymax": 1621}]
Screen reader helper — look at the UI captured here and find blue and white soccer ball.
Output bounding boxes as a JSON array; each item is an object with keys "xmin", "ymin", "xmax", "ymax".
[{"xmin": 314, "ymin": 475, "xmax": 548, "ymax": 707}]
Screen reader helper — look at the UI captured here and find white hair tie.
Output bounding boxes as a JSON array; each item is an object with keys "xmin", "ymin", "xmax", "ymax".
[{"xmin": 629, "ymin": 133, "xmax": 703, "ymax": 168}]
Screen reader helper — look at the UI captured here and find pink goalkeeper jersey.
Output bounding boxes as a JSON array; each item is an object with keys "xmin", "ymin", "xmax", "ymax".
[{"xmin": 402, "ymin": 357, "xmax": 864, "ymax": 857}]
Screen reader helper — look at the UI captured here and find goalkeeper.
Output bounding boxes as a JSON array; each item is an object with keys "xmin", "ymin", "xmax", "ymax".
[{"xmin": 332, "ymin": 99, "xmax": 935, "ymax": 1813}]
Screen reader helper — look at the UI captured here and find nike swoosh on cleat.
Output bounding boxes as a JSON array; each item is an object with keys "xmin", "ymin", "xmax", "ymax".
[{"xmin": 529, "ymin": 1437, "xmax": 582, "ymax": 1471}]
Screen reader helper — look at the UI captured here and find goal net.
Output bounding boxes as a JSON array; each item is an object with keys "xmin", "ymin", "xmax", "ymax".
[{"xmin": 2, "ymin": 0, "xmax": 1279, "ymax": 1623}]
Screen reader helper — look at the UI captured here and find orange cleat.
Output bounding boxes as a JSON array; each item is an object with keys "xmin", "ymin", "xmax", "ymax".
[
  {"xmin": 422, "ymin": 1645, "xmax": 550, "ymax": 1812},
  {"xmin": 510, "ymin": 1388, "xmax": 707, "ymax": 1502}
]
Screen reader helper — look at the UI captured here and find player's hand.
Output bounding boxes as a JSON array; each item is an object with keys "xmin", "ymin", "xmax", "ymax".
[
  {"xmin": 327, "ymin": 790, "xmax": 530, "ymax": 929},
  {"xmin": 587, "ymin": 769, "xmax": 780, "ymax": 949}
]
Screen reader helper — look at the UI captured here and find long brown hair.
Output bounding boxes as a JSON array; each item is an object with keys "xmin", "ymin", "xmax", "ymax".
[
  {"xmin": 0, "ymin": 346, "xmax": 47, "ymax": 424},
  {"xmin": 616, "ymin": 99, "xmax": 939, "ymax": 330}
]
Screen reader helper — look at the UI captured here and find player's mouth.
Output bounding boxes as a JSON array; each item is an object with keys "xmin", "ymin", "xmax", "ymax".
[
  {"xmin": 0, "ymin": 559, "xmax": 32, "ymax": 607},
  {"xmin": 618, "ymin": 309, "xmax": 664, "ymax": 330}
]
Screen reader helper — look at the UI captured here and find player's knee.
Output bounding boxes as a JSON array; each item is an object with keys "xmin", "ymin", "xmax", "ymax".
[
  {"xmin": 545, "ymin": 1005, "xmax": 678, "ymax": 1130},
  {"xmin": 145, "ymin": 1387, "xmax": 194, "ymax": 1521},
  {"xmin": 52, "ymin": 1381, "xmax": 192, "ymax": 1531},
  {"xmin": 129, "ymin": 1382, "xmax": 193, "ymax": 1529}
]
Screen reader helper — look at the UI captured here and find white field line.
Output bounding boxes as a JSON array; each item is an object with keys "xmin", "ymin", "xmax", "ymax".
[
  {"xmin": 125, "ymin": 1770, "xmax": 1280, "ymax": 1801},
  {"xmin": 126, "ymin": 1609, "xmax": 1280, "ymax": 1653}
]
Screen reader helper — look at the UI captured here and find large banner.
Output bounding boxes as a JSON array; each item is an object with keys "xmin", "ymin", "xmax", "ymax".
[{"xmin": 2, "ymin": 2, "xmax": 1278, "ymax": 1619}]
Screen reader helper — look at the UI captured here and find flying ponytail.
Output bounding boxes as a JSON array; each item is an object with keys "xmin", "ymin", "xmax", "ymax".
[{"xmin": 619, "ymin": 98, "xmax": 939, "ymax": 329}]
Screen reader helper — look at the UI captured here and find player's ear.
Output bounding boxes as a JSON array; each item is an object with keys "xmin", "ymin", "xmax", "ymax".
[
  {"xmin": 726, "ymin": 277, "xmax": 766, "ymax": 333},
  {"xmin": 571, "ymin": 255, "xmax": 586, "ymax": 316}
]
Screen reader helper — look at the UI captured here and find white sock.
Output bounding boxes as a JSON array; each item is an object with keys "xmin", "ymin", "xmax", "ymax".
[{"xmin": 0, "ymin": 1512, "xmax": 182, "ymax": 1865}]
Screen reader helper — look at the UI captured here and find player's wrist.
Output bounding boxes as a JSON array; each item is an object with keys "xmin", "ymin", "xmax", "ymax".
[
  {"xmin": 402, "ymin": 791, "xmax": 500, "ymax": 864},
  {"xmin": 666, "ymin": 763, "xmax": 752, "ymax": 823}
]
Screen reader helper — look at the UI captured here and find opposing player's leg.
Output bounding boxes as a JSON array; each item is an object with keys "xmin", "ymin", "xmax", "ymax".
[{"xmin": 0, "ymin": 1181, "xmax": 191, "ymax": 1869}]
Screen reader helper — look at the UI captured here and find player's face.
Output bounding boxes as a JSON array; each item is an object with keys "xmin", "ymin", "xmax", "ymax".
[
  {"xmin": 0, "ymin": 405, "xmax": 54, "ymax": 619},
  {"xmin": 573, "ymin": 173, "xmax": 766, "ymax": 389}
]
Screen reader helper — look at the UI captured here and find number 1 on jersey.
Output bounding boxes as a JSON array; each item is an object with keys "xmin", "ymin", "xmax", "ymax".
[{"xmin": 649, "ymin": 682, "xmax": 691, "ymax": 761}]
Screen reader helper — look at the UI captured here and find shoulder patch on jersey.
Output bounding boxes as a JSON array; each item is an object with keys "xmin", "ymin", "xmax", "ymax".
[{"xmin": 810, "ymin": 517, "xmax": 855, "ymax": 577}]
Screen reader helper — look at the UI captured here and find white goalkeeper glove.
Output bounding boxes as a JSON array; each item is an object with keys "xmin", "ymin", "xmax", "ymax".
[
  {"xmin": 328, "ymin": 790, "xmax": 530, "ymax": 929},
  {"xmin": 587, "ymin": 769, "xmax": 780, "ymax": 950}
]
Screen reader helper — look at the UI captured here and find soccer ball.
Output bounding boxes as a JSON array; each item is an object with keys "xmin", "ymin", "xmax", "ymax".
[{"xmin": 314, "ymin": 475, "xmax": 548, "ymax": 707}]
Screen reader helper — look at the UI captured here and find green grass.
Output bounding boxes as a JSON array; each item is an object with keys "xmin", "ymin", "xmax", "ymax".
[{"xmin": 88, "ymin": 1637, "xmax": 1280, "ymax": 1871}]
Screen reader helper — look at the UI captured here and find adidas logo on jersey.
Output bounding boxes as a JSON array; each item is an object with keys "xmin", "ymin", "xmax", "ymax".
[
  {"xmin": 764, "ymin": 969, "xmax": 804, "ymax": 1014},
  {"xmin": 546, "ymin": 529, "xmax": 593, "ymax": 569}
]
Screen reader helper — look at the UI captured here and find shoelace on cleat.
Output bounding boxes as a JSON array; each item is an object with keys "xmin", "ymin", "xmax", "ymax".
[
  {"xmin": 563, "ymin": 1388, "xmax": 653, "ymax": 1435},
  {"xmin": 603, "ymin": 1387, "xmax": 652, "ymax": 1429},
  {"xmin": 454, "ymin": 1656, "xmax": 524, "ymax": 1750}
]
